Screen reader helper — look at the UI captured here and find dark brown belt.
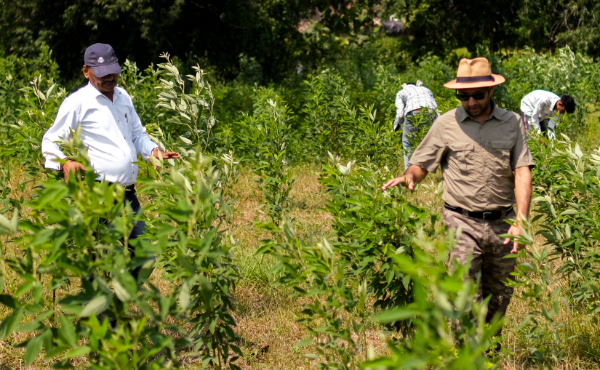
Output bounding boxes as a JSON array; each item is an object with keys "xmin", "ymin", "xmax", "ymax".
[{"xmin": 444, "ymin": 203, "xmax": 514, "ymax": 221}]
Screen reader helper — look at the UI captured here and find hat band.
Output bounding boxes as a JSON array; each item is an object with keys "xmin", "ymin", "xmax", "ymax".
[{"xmin": 456, "ymin": 75, "xmax": 495, "ymax": 83}]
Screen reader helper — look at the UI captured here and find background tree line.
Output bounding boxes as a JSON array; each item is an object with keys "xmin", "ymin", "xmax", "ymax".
[{"xmin": 0, "ymin": 0, "xmax": 598, "ymax": 81}]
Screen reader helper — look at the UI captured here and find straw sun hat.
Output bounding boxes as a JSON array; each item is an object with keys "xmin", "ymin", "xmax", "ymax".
[{"xmin": 443, "ymin": 57, "xmax": 505, "ymax": 89}]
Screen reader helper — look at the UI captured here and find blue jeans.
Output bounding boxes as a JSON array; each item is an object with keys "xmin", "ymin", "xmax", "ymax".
[{"xmin": 402, "ymin": 110, "xmax": 438, "ymax": 170}]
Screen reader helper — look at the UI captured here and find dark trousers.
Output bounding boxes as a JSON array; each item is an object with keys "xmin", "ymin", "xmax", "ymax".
[
  {"xmin": 522, "ymin": 112, "xmax": 549, "ymax": 133},
  {"xmin": 94, "ymin": 185, "xmax": 152, "ymax": 281},
  {"xmin": 123, "ymin": 188, "xmax": 152, "ymax": 280}
]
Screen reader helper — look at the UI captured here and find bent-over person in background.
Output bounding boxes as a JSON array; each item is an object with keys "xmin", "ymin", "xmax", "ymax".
[
  {"xmin": 520, "ymin": 90, "xmax": 575, "ymax": 139},
  {"xmin": 383, "ymin": 58, "xmax": 534, "ymax": 348},
  {"xmin": 41, "ymin": 43, "xmax": 180, "ymax": 279},
  {"xmin": 393, "ymin": 81, "xmax": 438, "ymax": 170}
]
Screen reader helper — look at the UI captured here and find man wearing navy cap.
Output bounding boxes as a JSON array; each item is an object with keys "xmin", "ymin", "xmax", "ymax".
[{"xmin": 41, "ymin": 43, "xmax": 179, "ymax": 278}]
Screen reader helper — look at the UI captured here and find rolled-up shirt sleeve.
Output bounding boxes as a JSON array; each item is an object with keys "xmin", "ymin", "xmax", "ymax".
[
  {"xmin": 512, "ymin": 116, "xmax": 536, "ymax": 169},
  {"xmin": 408, "ymin": 119, "xmax": 448, "ymax": 173},
  {"xmin": 41, "ymin": 98, "xmax": 80, "ymax": 170},
  {"xmin": 130, "ymin": 107, "xmax": 158, "ymax": 161}
]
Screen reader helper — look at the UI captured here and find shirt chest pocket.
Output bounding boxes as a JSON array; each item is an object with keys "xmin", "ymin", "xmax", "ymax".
[
  {"xmin": 449, "ymin": 142, "xmax": 474, "ymax": 173},
  {"xmin": 491, "ymin": 140, "xmax": 513, "ymax": 173}
]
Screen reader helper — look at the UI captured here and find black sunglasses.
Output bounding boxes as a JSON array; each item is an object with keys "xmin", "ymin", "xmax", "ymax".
[{"xmin": 456, "ymin": 89, "xmax": 489, "ymax": 101}]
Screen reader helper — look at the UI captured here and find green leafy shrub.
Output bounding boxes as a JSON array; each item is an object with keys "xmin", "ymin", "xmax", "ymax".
[
  {"xmin": 364, "ymin": 231, "xmax": 500, "ymax": 370},
  {"xmin": 302, "ymin": 70, "xmax": 361, "ymax": 160},
  {"xmin": 138, "ymin": 149, "xmax": 242, "ymax": 370},
  {"xmin": 240, "ymin": 87, "xmax": 295, "ymax": 225},
  {"xmin": 155, "ymin": 53, "xmax": 218, "ymax": 152},
  {"xmin": 1, "ymin": 171, "xmax": 182, "ymax": 368},
  {"xmin": 257, "ymin": 219, "xmax": 372, "ymax": 369},
  {"xmin": 320, "ymin": 155, "xmax": 439, "ymax": 320},
  {"xmin": 529, "ymin": 134, "xmax": 600, "ymax": 305},
  {"xmin": 505, "ymin": 219, "xmax": 571, "ymax": 367},
  {"xmin": 0, "ymin": 74, "xmax": 65, "ymax": 178}
]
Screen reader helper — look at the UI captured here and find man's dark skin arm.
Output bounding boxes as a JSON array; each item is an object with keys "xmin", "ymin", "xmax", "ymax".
[{"xmin": 382, "ymin": 165, "xmax": 429, "ymax": 190}]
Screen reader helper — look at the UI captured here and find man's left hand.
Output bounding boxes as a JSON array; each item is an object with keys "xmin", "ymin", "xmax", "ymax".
[{"xmin": 504, "ymin": 225, "xmax": 523, "ymax": 254}]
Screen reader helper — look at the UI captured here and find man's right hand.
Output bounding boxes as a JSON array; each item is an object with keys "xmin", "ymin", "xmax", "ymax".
[
  {"xmin": 62, "ymin": 159, "xmax": 87, "ymax": 184},
  {"xmin": 381, "ymin": 165, "xmax": 428, "ymax": 191},
  {"xmin": 382, "ymin": 173, "xmax": 416, "ymax": 190}
]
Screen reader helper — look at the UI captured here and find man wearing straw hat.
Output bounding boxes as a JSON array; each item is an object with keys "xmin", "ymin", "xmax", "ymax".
[{"xmin": 382, "ymin": 58, "xmax": 534, "ymax": 340}]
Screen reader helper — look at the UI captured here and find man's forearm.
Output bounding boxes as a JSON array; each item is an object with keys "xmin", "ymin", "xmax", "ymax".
[
  {"xmin": 405, "ymin": 165, "xmax": 428, "ymax": 184},
  {"xmin": 514, "ymin": 166, "xmax": 532, "ymax": 222}
]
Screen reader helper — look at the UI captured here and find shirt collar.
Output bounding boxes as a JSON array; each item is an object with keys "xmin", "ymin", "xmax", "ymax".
[
  {"xmin": 457, "ymin": 99, "xmax": 501, "ymax": 122},
  {"xmin": 85, "ymin": 82, "xmax": 119, "ymax": 102}
]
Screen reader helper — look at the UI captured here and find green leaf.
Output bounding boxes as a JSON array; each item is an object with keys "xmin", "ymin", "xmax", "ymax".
[
  {"xmin": 374, "ymin": 308, "xmax": 415, "ymax": 323},
  {"xmin": 560, "ymin": 209, "xmax": 579, "ymax": 216},
  {"xmin": 25, "ymin": 335, "xmax": 42, "ymax": 365},
  {"xmin": 113, "ymin": 278, "xmax": 132, "ymax": 302},
  {"xmin": 17, "ymin": 321, "xmax": 41, "ymax": 333},
  {"xmin": 159, "ymin": 297, "xmax": 170, "ymax": 321},
  {"xmin": 295, "ymin": 338, "xmax": 313, "ymax": 347},
  {"xmin": 209, "ymin": 318, "xmax": 217, "ymax": 334},
  {"xmin": 65, "ymin": 346, "xmax": 92, "ymax": 358},
  {"xmin": 574, "ymin": 143, "xmax": 583, "ymax": 158},
  {"xmin": 46, "ymin": 83, "xmax": 57, "ymax": 99},
  {"xmin": 79, "ymin": 296, "xmax": 109, "ymax": 317},
  {"xmin": 179, "ymin": 281, "xmax": 190, "ymax": 310},
  {"xmin": 14, "ymin": 279, "xmax": 35, "ymax": 297},
  {"xmin": 0, "ymin": 308, "xmax": 23, "ymax": 339},
  {"xmin": 58, "ymin": 315, "xmax": 77, "ymax": 347},
  {"xmin": 113, "ymin": 271, "xmax": 137, "ymax": 302}
]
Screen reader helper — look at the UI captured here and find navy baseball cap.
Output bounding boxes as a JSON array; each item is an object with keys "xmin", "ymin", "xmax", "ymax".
[{"xmin": 84, "ymin": 43, "xmax": 121, "ymax": 77}]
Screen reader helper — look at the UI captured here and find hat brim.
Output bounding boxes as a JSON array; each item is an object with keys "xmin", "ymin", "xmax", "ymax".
[
  {"xmin": 91, "ymin": 63, "xmax": 122, "ymax": 78},
  {"xmin": 443, "ymin": 74, "xmax": 505, "ymax": 89}
]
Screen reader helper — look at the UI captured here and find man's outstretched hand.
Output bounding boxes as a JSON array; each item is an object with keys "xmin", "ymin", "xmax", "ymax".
[
  {"xmin": 382, "ymin": 173, "xmax": 416, "ymax": 190},
  {"xmin": 151, "ymin": 148, "xmax": 180, "ymax": 169},
  {"xmin": 381, "ymin": 165, "xmax": 428, "ymax": 191},
  {"xmin": 62, "ymin": 159, "xmax": 87, "ymax": 184},
  {"xmin": 152, "ymin": 148, "xmax": 180, "ymax": 160}
]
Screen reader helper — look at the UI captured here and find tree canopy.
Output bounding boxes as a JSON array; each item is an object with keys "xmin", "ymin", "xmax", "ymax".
[{"xmin": 0, "ymin": 0, "xmax": 598, "ymax": 81}]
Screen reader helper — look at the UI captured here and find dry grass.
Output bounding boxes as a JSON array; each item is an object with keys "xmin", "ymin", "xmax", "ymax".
[{"xmin": 0, "ymin": 165, "xmax": 599, "ymax": 369}]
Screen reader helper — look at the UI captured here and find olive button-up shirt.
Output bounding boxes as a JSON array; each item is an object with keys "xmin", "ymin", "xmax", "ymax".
[{"xmin": 409, "ymin": 102, "xmax": 535, "ymax": 212}]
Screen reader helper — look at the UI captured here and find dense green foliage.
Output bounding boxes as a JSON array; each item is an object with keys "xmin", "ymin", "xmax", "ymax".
[
  {"xmin": 3, "ymin": 0, "xmax": 600, "ymax": 81},
  {"xmin": 1, "ymin": 35, "xmax": 600, "ymax": 368}
]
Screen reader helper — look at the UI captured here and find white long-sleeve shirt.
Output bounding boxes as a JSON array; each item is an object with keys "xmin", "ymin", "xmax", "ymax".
[
  {"xmin": 520, "ymin": 90, "xmax": 561, "ymax": 134},
  {"xmin": 41, "ymin": 83, "xmax": 157, "ymax": 186},
  {"xmin": 394, "ymin": 85, "xmax": 437, "ymax": 131}
]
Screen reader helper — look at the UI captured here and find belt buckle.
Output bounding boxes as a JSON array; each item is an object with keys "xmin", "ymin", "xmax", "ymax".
[{"xmin": 482, "ymin": 211, "xmax": 493, "ymax": 220}]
